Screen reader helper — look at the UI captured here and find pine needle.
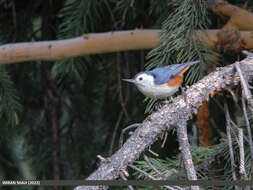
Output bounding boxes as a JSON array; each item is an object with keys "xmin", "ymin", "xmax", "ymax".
[{"xmin": 144, "ymin": 0, "xmax": 217, "ymax": 113}]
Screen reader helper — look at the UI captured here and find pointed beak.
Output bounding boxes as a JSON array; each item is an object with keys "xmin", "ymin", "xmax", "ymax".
[{"xmin": 122, "ymin": 79, "xmax": 136, "ymax": 83}]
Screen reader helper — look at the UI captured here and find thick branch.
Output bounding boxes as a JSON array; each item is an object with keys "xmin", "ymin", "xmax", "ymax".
[
  {"xmin": 211, "ymin": 1, "xmax": 253, "ymax": 30},
  {"xmin": 0, "ymin": 30, "xmax": 158, "ymax": 65},
  {"xmin": 1, "ymin": 29, "xmax": 253, "ymax": 64},
  {"xmin": 196, "ymin": 30, "xmax": 253, "ymax": 53},
  {"xmin": 74, "ymin": 56, "xmax": 253, "ymax": 190}
]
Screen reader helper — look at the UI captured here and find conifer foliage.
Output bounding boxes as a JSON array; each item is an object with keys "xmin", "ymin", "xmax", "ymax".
[{"xmin": 0, "ymin": 1, "xmax": 253, "ymax": 190}]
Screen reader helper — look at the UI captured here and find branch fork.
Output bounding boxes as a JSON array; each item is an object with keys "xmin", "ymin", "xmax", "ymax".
[{"xmin": 75, "ymin": 55, "xmax": 253, "ymax": 190}]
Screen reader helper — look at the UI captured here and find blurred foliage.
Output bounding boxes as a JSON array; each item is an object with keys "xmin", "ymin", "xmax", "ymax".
[
  {"xmin": 52, "ymin": 0, "xmax": 104, "ymax": 82},
  {"xmin": 0, "ymin": 1, "xmax": 252, "ymax": 190},
  {"xmin": 0, "ymin": 67, "xmax": 22, "ymax": 128}
]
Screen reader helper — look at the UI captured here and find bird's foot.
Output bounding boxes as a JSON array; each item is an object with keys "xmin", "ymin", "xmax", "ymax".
[
  {"xmin": 163, "ymin": 96, "xmax": 174, "ymax": 104},
  {"xmin": 154, "ymin": 101, "xmax": 163, "ymax": 110},
  {"xmin": 180, "ymin": 86, "xmax": 189, "ymax": 105}
]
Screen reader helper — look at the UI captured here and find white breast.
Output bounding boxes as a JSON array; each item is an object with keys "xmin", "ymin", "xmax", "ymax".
[
  {"xmin": 133, "ymin": 73, "xmax": 179, "ymax": 99},
  {"xmin": 136, "ymin": 83, "xmax": 179, "ymax": 99}
]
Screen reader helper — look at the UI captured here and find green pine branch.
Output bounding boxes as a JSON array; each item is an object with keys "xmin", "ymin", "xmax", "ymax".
[
  {"xmin": 52, "ymin": 0, "xmax": 103, "ymax": 82},
  {"xmin": 134, "ymin": 135, "xmax": 252, "ymax": 188},
  {"xmin": 0, "ymin": 67, "xmax": 22, "ymax": 127},
  {"xmin": 147, "ymin": 0, "xmax": 214, "ymax": 80}
]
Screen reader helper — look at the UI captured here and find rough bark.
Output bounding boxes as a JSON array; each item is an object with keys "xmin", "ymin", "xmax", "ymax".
[
  {"xmin": 176, "ymin": 121, "xmax": 199, "ymax": 190},
  {"xmin": 74, "ymin": 56, "xmax": 253, "ymax": 190},
  {"xmin": 1, "ymin": 29, "xmax": 253, "ymax": 65}
]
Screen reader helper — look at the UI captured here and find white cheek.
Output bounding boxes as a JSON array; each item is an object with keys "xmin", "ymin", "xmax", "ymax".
[{"xmin": 142, "ymin": 75, "xmax": 155, "ymax": 86}]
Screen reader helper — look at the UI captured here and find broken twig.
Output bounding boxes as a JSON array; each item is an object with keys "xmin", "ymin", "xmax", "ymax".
[{"xmin": 129, "ymin": 164, "xmax": 175, "ymax": 190}]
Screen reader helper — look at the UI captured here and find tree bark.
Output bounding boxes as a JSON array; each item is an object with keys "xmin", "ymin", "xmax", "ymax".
[
  {"xmin": 0, "ymin": 30, "xmax": 158, "ymax": 65},
  {"xmin": 1, "ymin": 29, "xmax": 253, "ymax": 65},
  {"xmin": 74, "ymin": 56, "xmax": 253, "ymax": 190},
  {"xmin": 210, "ymin": 0, "xmax": 253, "ymax": 30},
  {"xmin": 176, "ymin": 121, "xmax": 199, "ymax": 190}
]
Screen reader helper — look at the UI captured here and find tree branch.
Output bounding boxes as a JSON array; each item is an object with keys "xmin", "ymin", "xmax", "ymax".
[
  {"xmin": 143, "ymin": 155, "xmax": 184, "ymax": 190},
  {"xmin": 224, "ymin": 101, "xmax": 238, "ymax": 190},
  {"xmin": 143, "ymin": 155, "xmax": 167, "ymax": 180},
  {"xmin": 237, "ymin": 128, "xmax": 250, "ymax": 190},
  {"xmin": 0, "ymin": 30, "xmax": 159, "ymax": 65},
  {"xmin": 241, "ymin": 95, "xmax": 253, "ymax": 174},
  {"xmin": 210, "ymin": 0, "xmax": 253, "ymax": 30},
  {"xmin": 129, "ymin": 164, "xmax": 174, "ymax": 190},
  {"xmin": 235, "ymin": 62, "xmax": 253, "ymax": 115},
  {"xmin": 74, "ymin": 56, "xmax": 253, "ymax": 190},
  {"xmin": 237, "ymin": 128, "xmax": 247, "ymax": 179},
  {"xmin": 2, "ymin": 29, "xmax": 253, "ymax": 65},
  {"xmin": 119, "ymin": 172, "xmax": 134, "ymax": 190},
  {"xmin": 176, "ymin": 120, "xmax": 199, "ymax": 190}
]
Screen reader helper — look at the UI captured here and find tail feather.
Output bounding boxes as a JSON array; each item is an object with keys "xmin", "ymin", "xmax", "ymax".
[
  {"xmin": 183, "ymin": 60, "xmax": 200, "ymax": 67},
  {"xmin": 180, "ymin": 60, "xmax": 200, "ymax": 74},
  {"xmin": 181, "ymin": 66, "xmax": 190, "ymax": 74}
]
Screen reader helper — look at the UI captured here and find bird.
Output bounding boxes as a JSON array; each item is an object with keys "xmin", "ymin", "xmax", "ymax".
[{"xmin": 122, "ymin": 60, "xmax": 199, "ymax": 99}]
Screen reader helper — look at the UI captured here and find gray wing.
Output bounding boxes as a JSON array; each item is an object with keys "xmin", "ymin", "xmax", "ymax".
[{"xmin": 148, "ymin": 60, "xmax": 199, "ymax": 85}]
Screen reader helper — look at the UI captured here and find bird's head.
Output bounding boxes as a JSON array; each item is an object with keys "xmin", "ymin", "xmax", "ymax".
[{"xmin": 122, "ymin": 72, "xmax": 155, "ymax": 88}]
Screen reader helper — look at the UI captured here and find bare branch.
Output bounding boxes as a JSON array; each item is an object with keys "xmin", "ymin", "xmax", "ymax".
[
  {"xmin": 212, "ymin": 96, "xmax": 249, "ymax": 144},
  {"xmin": 210, "ymin": 118, "xmax": 226, "ymax": 138},
  {"xmin": 109, "ymin": 111, "xmax": 123, "ymax": 156},
  {"xmin": 237, "ymin": 128, "xmax": 250, "ymax": 190},
  {"xmin": 241, "ymin": 95, "xmax": 253, "ymax": 174},
  {"xmin": 143, "ymin": 155, "xmax": 167, "ymax": 180},
  {"xmin": 129, "ymin": 164, "xmax": 156, "ymax": 180},
  {"xmin": 143, "ymin": 155, "xmax": 184, "ymax": 190},
  {"xmin": 74, "ymin": 57, "xmax": 253, "ymax": 190},
  {"xmin": 119, "ymin": 172, "xmax": 134, "ymax": 190},
  {"xmin": 237, "ymin": 128, "xmax": 247, "ymax": 178},
  {"xmin": 211, "ymin": 0, "xmax": 253, "ymax": 30},
  {"xmin": 117, "ymin": 53, "xmax": 130, "ymax": 120},
  {"xmin": 161, "ymin": 130, "xmax": 168, "ymax": 148},
  {"xmin": 97, "ymin": 155, "xmax": 107, "ymax": 162},
  {"xmin": 224, "ymin": 101, "xmax": 239, "ymax": 190},
  {"xmin": 148, "ymin": 147, "xmax": 159, "ymax": 157},
  {"xmin": 129, "ymin": 165, "xmax": 175, "ymax": 190},
  {"xmin": 176, "ymin": 121, "xmax": 199, "ymax": 190},
  {"xmin": 2, "ymin": 30, "xmax": 253, "ymax": 65},
  {"xmin": 0, "ymin": 30, "xmax": 159, "ymax": 65},
  {"xmin": 119, "ymin": 123, "xmax": 140, "ymax": 148},
  {"xmin": 235, "ymin": 62, "xmax": 253, "ymax": 115},
  {"xmin": 242, "ymin": 50, "xmax": 253, "ymax": 57}
]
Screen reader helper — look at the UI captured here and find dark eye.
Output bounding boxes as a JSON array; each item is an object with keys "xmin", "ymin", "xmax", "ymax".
[{"xmin": 139, "ymin": 77, "xmax": 143, "ymax": 81}]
